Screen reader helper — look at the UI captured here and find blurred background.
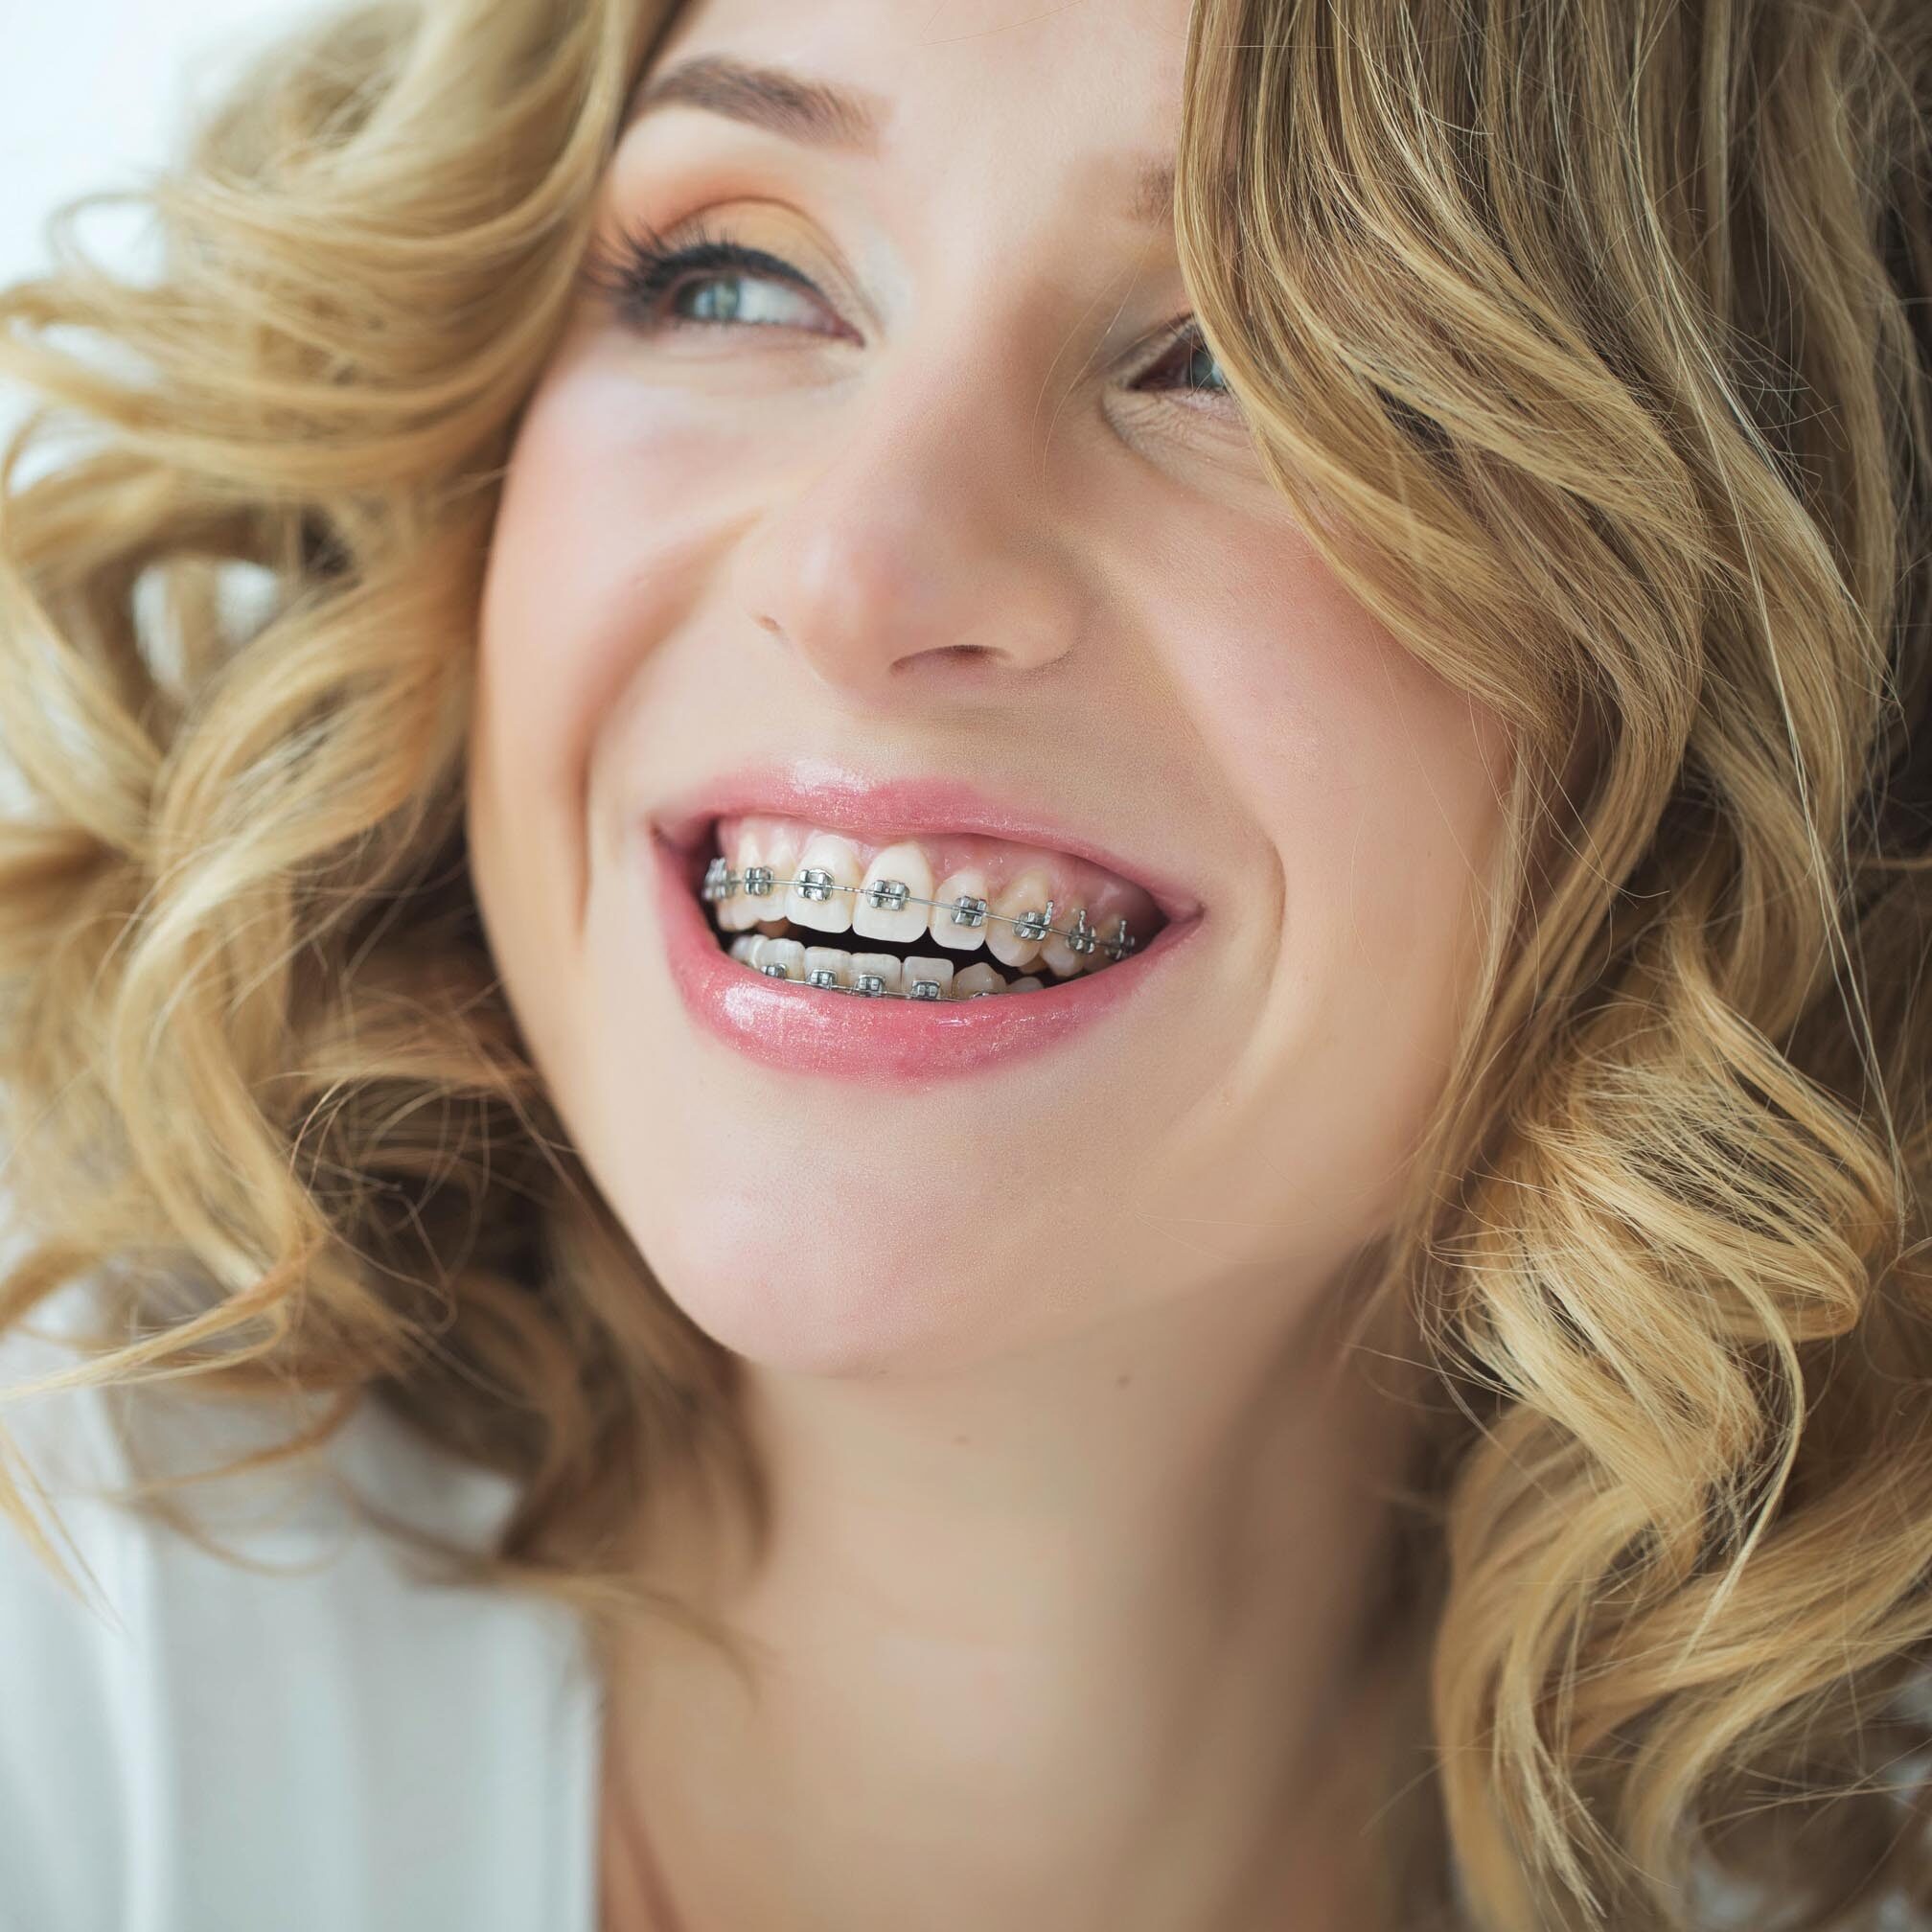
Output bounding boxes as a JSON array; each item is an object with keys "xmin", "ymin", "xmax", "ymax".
[
  {"xmin": 0, "ymin": 0, "xmax": 328, "ymax": 815},
  {"xmin": 0, "ymin": 0, "xmax": 317, "ymax": 445}
]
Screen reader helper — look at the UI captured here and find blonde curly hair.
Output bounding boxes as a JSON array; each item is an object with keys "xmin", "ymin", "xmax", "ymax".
[{"xmin": 1, "ymin": 0, "xmax": 1929, "ymax": 1926}]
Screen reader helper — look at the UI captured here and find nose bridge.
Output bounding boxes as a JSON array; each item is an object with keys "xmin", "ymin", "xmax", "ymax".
[{"xmin": 727, "ymin": 317, "xmax": 1091, "ymax": 694}]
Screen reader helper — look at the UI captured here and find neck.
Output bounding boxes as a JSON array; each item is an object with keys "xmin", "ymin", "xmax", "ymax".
[{"xmin": 604, "ymin": 1249, "xmax": 1425, "ymax": 1932}]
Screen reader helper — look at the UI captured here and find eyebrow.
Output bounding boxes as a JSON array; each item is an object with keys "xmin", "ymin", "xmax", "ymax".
[{"xmin": 625, "ymin": 53, "xmax": 1175, "ymax": 228}]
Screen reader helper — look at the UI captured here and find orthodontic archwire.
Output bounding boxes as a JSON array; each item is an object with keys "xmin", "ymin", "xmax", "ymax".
[{"xmin": 701, "ymin": 857, "xmax": 1143, "ymax": 1000}]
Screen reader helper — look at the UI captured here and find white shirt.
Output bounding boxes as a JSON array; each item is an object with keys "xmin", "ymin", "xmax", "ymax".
[
  {"xmin": 5, "ymin": 1277, "xmax": 1912, "ymax": 1932},
  {"xmin": 0, "ymin": 1276, "xmax": 604, "ymax": 1931}
]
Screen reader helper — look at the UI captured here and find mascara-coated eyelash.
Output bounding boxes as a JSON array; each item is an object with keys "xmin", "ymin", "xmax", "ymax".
[
  {"xmin": 580, "ymin": 216, "xmax": 1235, "ymax": 404},
  {"xmin": 581, "ymin": 217, "xmax": 836, "ymax": 332}
]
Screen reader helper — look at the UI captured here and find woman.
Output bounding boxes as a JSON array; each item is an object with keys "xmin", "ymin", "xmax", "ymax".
[{"xmin": 0, "ymin": 0, "xmax": 1927, "ymax": 1925}]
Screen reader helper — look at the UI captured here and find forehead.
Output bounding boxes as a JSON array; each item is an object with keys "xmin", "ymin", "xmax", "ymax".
[{"xmin": 646, "ymin": 0, "xmax": 1194, "ymax": 163}]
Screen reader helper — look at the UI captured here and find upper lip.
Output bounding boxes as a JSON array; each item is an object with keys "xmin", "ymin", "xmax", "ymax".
[{"xmin": 649, "ymin": 761, "xmax": 1204, "ymax": 923}]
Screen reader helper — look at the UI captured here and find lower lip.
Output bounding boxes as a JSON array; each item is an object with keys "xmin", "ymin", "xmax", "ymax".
[{"xmin": 647, "ymin": 829, "xmax": 1201, "ymax": 1084}]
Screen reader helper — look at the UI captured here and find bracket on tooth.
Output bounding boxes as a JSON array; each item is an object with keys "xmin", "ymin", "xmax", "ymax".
[
  {"xmin": 1011, "ymin": 900, "xmax": 1055, "ymax": 943},
  {"xmin": 749, "ymin": 959, "xmax": 1024, "ymax": 999}
]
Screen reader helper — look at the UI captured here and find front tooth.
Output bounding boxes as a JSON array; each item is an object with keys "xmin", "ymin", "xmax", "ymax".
[
  {"xmin": 1009, "ymin": 976, "xmax": 1046, "ymax": 993},
  {"xmin": 787, "ymin": 834, "xmax": 862, "ymax": 933},
  {"xmin": 853, "ymin": 842, "xmax": 934, "ymax": 943},
  {"xmin": 928, "ymin": 868, "xmax": 994, "ymax": 953},
  {"xmin": 728, "ymin": 934, "xmax": 761, "ymax": 964},
  {"xmin": 987, "ymin": 868, "xmax": 1054, "ymax": 969},
  {"xmin": 849, "ymin": 952, "xmax": 903, "ymax": 995},
  {"xmin": 760, "ymin": 937, "xmax": 806, "ymax": 980},
  {"xmin": 802, "ymin": 945, "xmax": 854, "ymax": 986},
  {"xmin": 902, "ymin": 954, "xmax": 954, "ymax": 1000},
  {"xmin": 953, "ymin": 962, "xmax": 1005, "ymax": 997}
]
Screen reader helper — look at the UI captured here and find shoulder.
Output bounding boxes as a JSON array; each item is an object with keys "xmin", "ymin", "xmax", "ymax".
[{"xmin": 0, "ymin": 1276, "xmax": 604, "ymax": 1932}]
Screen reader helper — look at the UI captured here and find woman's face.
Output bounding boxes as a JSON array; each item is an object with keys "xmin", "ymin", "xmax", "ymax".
[{"xmin": 469, "ymin": 0, "xmax": 1511, "ymax": 1377}]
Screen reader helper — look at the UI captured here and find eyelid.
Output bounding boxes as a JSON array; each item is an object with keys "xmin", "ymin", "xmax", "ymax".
[
  {"xmin": 584, "ymin": 215, "xmax": 838, "ymax": 318},
  {"xmin": 586, "ymin": 216, "xmax": 1229, "ymax": 403},
  {"xmin": 1139, "ymin": 310, "xmax": 1208, "ymax": 373}
]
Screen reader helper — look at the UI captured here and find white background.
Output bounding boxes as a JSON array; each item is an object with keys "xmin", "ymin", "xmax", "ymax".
[
  {"xmin": 0, "ymin": 0, "xmax": 313, "ymax": 443},
  {"xmin": 0, "ymin": 0, "xmax": 321, "ymax": 801},
  {"xmin": 0, "ymin": 0, "xmax": 306, "ymax": 281}
]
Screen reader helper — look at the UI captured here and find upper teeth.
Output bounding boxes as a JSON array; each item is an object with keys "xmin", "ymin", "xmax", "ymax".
[{"xmin": 701, "ymin": 814, "xmax": 1157, "ymax": 997}]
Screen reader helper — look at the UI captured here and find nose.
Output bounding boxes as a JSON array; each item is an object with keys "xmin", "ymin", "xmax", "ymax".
[{"xmin": 726, "ymin": 341, "xmax": 1092, "ymax": 705}]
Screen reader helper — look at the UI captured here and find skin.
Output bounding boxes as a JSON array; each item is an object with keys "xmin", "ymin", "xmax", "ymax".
[{"xmin": 467, "ymin": 0, "xmax": 1514, "ymax": 1925}]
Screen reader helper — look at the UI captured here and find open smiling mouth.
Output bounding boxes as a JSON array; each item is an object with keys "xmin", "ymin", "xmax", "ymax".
[{"xmin": 693, "ymin": 812, "xmax": 1172, "ymax": 1002}]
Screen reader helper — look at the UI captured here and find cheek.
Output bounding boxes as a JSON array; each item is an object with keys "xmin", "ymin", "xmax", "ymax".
[
  {"xmin": 471, "ymin": 342, "xmax": 779, "ymax": 934},
  {"xmin": 1154, "ymin": 520, "xmax": 1505, "ymax": 924},
  {"xmin": 476, "ymin": 352, "xmax": 743, "ymax": 817},
  {"xmin": 468, "ymin": 345, "xmax": 758, "ymax": 1080},
  {"xmin": 1137, "ymin": 521, "xmax": 1508, "ymax": 1209}
]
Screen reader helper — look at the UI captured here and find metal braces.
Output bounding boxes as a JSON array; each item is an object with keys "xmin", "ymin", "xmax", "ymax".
[{"xmin": 701, "ymin": 857, "xmax": 1141, "ymax": 1000}]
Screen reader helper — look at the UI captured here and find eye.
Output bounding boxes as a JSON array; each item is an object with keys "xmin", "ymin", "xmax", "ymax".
[
  {"xmin": 582, "ymin": 217, "xmax": 1239, "ymax": 410},
  {"xmin": 1130, "ymin": 318, "xmax": 1235, "ymax": 406},
  {"xmin": 583, "ymin": 218, "xmax": 842, "ymax": 339}
]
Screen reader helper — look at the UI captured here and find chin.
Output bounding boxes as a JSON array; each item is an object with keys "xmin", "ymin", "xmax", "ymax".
[{"xmin": 616, "ymin": 1168, "xmax": 1024, "ymax": 1382}]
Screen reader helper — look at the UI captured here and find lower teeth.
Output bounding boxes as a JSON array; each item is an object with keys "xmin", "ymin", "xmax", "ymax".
[{"xmin": 716, "ymin": 925, "xmax": 1053, "ymax": 999}]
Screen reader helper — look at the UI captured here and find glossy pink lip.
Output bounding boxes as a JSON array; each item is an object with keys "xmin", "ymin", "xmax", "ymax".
[
  {"xmin": 650, "ymin": 762, "xmax": 1204, "ymax": 924},
  {"xmin": 647, "ymin": 828, "xmax": 1202, "ymax": 1084}
]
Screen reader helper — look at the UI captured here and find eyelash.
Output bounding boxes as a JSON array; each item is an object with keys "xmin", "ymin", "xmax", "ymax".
[{"xmin": 582, "ymin": 217, "xmax": 1233, "ymax": 409}]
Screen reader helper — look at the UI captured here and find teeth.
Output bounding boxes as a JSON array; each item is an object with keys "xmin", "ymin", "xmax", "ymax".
[
  {"xmin": 953, "ymin": 962, "xmax": 1005, "ymax": 997},
  {"xmin": 703, "ymin": 813, "xmax": 1160, "ymax": 998},
  {"xmin": 786, "ymin": 834, "xmax": 862, "ymax": 934},
  {"xmin": 849, "ymin": 952, "xmax": 903, "ymax": 994},
  {"xmin": 722, "ymin": 936, "xmax": 1053, "ymax": 1000},
  {"xmin": 802, "ymin": 945, "xmax": 852, "ymax": 987},
  {"xmin": 715, "ymin": 827, "xmax": 769, "ymax": 932},
  {"xmin": 926, "ymin": 867, "xmax": 994, "ymax": 953},
  {"xmin": 755, "ymin": 829, "xmax": 801, "ymax": 937},
  {"xmin": 901, "ymin": 954, "xmax": 954, "ymax": 1000},
  {"xmin": 1039, "ymin": 907, "xmax": 1098, "ymax": 979},
  {"xmin": 708, "ymin": 812, "xmax": 1162, "ymax": 979},
  {"xmin": 764, "ymin": 822, "xmax": 803, "ymax": 887},
  {"xmin": 758, "ymin": 936, "xmax": 805, "ymax": 980},
  {"xmin": 987, "ymin": 866, "xmax": 1054, "ymax": 970},
  {"xmin": 721, "ymin": 821, "xmax": 808, "ymax": 933},
  {"xmin": 852, "ymin": 842, "xmax": 933, "ymax": 944}
]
